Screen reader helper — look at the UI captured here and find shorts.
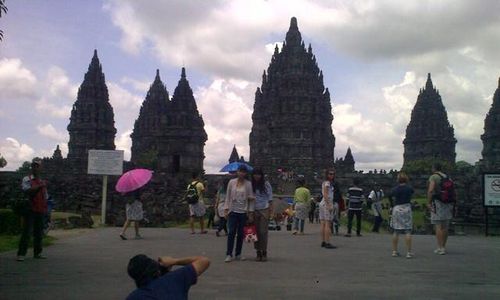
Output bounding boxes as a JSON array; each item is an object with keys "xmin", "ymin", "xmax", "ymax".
[
  {"xmin": 393, "ymin": 229, "xmax": 412, "ymax": 235},
  {"xmin": 431, "ymin": 219, "xmax": 450, "ymax": 229},
  {"xmin": 189, "ymin": 202, "xmax": 206, "ymax": 217},
  {"xmin": 319, "ymin": 201, "xmax": 337, "ymax": 222}
]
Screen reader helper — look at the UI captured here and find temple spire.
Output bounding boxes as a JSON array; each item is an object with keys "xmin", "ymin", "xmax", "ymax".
[
  {"xmin": 285, "ymin": 17, "xmax": 302, "ymax": 46},
  {"xmin": 181, "ymin": 67, "xmax": 186, "ymax": 79},
  {"xmin": 229, "ymin": 145, "xmax": 240, "ymax": 163},
  {"xmin": 425, "ymin": 73, "xmax": 433, "ymax": 90}
]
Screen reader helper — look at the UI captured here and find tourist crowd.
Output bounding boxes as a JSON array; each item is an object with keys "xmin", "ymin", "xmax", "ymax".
[{"xmin": 13, "ymin": 159, "xmax": 456, "ymax": 299}]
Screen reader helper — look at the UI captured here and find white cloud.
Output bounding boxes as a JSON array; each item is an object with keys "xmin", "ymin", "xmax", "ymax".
[
  {"xmin": 0, "ymin": 58, "xmax": 37, "ymax": 98},
  {"xmin": 121, "ymin": 77, "xmax": 151, "ymax": 93},
  {"xmin": 108, "ymin": 82, "xmax": 143, "ymax": 110},
  {"xmin": 116, "ymin": 130, "xmax": 132, "ymax": 161},
  {"xmin": 36, "ymin": 124, "xmax": 67, "ymax": 141},
  {"xmin": 0, "ymin": 138, "xmax": 35, "ymax": 170},
  {"xmin": 35, "ymin": 98, "xmax": 72, "ymax": 119},
  {"xmin": 195, "ymin": 79, "xmax": 255, "ymax": 173}
]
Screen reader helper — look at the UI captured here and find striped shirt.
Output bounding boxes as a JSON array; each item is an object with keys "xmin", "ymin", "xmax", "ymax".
[{"xmin": 347, "ymin": 187, "xmax": 364, "ymax": 210}]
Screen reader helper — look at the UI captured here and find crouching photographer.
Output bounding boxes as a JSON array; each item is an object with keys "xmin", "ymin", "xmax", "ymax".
[{"xmin": 126, "ymin": 254, "xmax": 210, "ymax": 300}]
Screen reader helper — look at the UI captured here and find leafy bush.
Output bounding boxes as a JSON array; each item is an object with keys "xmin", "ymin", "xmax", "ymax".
[{"xmin": 0, "ymin": 209, "xmax": 22, "ymax": 234}]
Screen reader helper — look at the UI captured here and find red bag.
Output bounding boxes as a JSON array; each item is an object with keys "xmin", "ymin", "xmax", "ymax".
[{"xmin": 243, "ymin": 224, "xmax": 258, "ymax": 243}]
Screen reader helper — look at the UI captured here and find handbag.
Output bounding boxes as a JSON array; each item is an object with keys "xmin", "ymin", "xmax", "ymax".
[{"xmin": 243, "ymin": 224, "xmax": 258, "ymax": 243}]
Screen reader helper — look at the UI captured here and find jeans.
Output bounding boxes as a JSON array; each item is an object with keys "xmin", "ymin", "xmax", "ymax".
[
  {"xmin": 226, "ymin": 212, "xmax": 247, "ymax": 257},
  {"xmin": 18, "ymin": 211, "xmax": 44, "ymax": 256},
  {"xmin": 293, "ymin": 218, "xmax": 305, "ymax": 232},
  {"xmin": 347, "ymin": 209, "xmax": 362, "ymax": 235},
  {"xmin": 372, "ymin": 215, "xmax": 383, "ymax": 232},
  {"xmin": 217, "ymin": 217, "xmax": 228, "ymax": 234}
]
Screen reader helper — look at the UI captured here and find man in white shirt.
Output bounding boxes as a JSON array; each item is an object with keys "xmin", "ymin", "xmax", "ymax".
[{"xmin": 368, "ymin": 184, "xmax": 384, "ymax": 233}]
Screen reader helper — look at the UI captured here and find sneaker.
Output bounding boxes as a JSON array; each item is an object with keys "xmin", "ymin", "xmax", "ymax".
[
  {"xmin": 406, "ymin": 252, "xmax": 414, "ymax": 259},
  {"xmin": 434, "ymin": 248, "xmax": 446, "ymax": 255},
  {"xmin": 255, "ymin": 251, "xmax": 262, "ymax": 262},
  {"xmin": 16, "ymin": 256, "xmax": 25, "ymax": 262},
  {"xmin": 224, "ymin": 255, "xmax": 232, "ymax": 263},
  {"xmin": 292, "ymin": 231, "xmax": 298, "ymax": 235},
  {"xmin": 344, "ymin": 234, "xmax": 352, "ymax": 237},
  {"xmin": 235, "ymin": 255, "xmax": 245, "ymax": 261},
  {"xmin": 356, "ymin": 233, "xmax": 362, "ymax": 237},
  {"xmin": 321, "ymin": 242, "xmax": 326, "ymax": 247},
  {"xmin": 34, "ymin": 254, "xmax": 47, "ymax": 259},
  {"xmin": 323, "ymin": 243, "xmax": 337, "ymax": 249},
  {"xmin": 261, "ymin": 251, "xmax": 268, "ymax": 262},
  {"xmin": 392, "ymin": 251, "xmax": 400, "ymax": 257},
  {"xmin": 119, "ymin": 234, "xmax": 127, "ymax": 240},
  {"xmin": 134, "ymin": 235, "xmax": 143, "ymax": 240}
]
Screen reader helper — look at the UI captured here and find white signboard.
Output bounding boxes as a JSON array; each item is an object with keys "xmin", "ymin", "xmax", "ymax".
[
  {"xmin": 87, "ymin": 150, "xmax": 124, "ymax": 175},
  {"xmin": 484, "ymin": 173, "xmax": 500, "ymax": 207}
]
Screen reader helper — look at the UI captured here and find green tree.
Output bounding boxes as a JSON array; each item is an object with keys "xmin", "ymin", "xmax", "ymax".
[
  {"xmin": 16, "ymin": 161, "xmax": 31, "ymax": 175},
  {"xmin": 402, "ymin": 159, "xmax": 454, "ymax": 175},
  {"xmin": 0, "ymin": 0, "xmax": 7, "ymax": 41},
  {"xmin": 0, "ymin": 153, "xmax": 6, "ymax": 168},
  {"xmin": 455, "ymin": 160, "xmax": 474, "ymax": 174}
]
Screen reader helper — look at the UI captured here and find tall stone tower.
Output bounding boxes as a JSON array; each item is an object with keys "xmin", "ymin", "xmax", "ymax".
[
  {"xmin": 160, "ymin": 67, "xmax": 207, "ymax": 174},
  {"xmin": 481, "ymin": 78, "xmax": 500, "ymax": 170},
  {"xmin": 403, "ymin": 73, "xmax": 456, "ymax": 168},
  {"xmin": 131, "ymin": 70, "xmax": 170, "ymax": 164},
  {"xmin": 250, "ymin": 17, "xmax": 335, "ymax": 177},
  {"xmin": 67, "ymin": 50, "xmax": 116, "ymax": 167}
]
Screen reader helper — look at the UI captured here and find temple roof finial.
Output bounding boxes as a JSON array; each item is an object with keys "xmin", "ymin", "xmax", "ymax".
[
  {"xmin": 290, "ymin": 17, "xmax": 298, "ymax": 30},
  {"xmin": 285, "ymin": 17, "xmax": 302, "ymax": 46},
  {"xmin": 181, "ymin": 67, "xmax": 186, "ymax": 79},
  {"xmin": 425, "ymin": 73, "xmax": 433, "ymax": 90}
]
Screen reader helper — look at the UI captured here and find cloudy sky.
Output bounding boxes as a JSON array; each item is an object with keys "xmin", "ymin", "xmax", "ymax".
[{"xmin": 1, "ymin": 0, "xmax": 499, "ymax": 173}]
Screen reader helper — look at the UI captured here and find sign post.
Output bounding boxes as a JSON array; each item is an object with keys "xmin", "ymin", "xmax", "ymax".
[
  {"xmin": 482, "ymin": 173, "xmax": 500, "ymax": 236},
  {"xmin": 88, "ymin": 150, "xmax": 124, "ymax": 225},
  {"xmin": 101, "ymin": 175, "xmax": 108, "ymax": 225}
]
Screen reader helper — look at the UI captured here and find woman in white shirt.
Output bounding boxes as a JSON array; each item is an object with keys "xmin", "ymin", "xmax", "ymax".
[{"xmin": 223, "ymin": 165, "xmax": 255, "ymax": 262}]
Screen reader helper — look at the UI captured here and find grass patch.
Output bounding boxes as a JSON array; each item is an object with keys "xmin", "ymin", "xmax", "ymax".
[{"xmin": 0, "ymin": 235, "xmax": 56, "ymax": 253}]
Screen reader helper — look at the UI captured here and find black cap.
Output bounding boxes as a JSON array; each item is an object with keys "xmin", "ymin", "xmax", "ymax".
[{"xmin": 127, "ymin": 254, "xmax": 160, "ymax": 287}]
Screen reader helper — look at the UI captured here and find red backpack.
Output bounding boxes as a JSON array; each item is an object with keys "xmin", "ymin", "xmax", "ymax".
[{"xmin": 435, "ymin": 173, "xmax": 456, "ymax": 204}]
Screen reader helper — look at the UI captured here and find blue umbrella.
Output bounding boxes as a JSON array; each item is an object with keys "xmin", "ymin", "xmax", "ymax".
[{"xmin": 220, "ymin": 161, "xmax": 254, "ymax": 173}]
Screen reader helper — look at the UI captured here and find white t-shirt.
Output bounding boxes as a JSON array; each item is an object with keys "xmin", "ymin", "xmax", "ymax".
[{"xmin": 368, "ymin": 190, "xmax": 384, "ymax": 202}]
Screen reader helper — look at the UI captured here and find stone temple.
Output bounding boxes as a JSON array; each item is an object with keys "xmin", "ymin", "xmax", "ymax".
[
  {"xmin": 67, "ymin": 50, "xmax": 117, "ymax": 169},
  {"xmin": 335, "ymin": 147, "xmax": 355, "ymax": 174},
  {"xmin": 131, "ymin": 68, "xmax": 207, "ymax": 175},
  {"xmin": 250, "ymin": 17, "xmax": 335, "ymax": 177},
  {"xmin": 481, "ymin": 78, "xmax": 500, "ymax": 170},
  {"xmin": 403, "ymin": 73, "xmax": 456, "ymax": 168}
]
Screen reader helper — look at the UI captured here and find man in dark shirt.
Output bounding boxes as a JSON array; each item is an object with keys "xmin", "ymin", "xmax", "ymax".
[
  {"xmin": 345, "ymin": 178, "xmax": 364, "ymax": 237},
  {"xmin": 127, "ymin": 254, "xmax": 210, "ymax": 300}
]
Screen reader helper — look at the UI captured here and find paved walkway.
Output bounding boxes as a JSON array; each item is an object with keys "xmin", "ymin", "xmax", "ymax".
[{"xmin": 1, "ymin": 224, "xmax": 499, "ymax": 300}]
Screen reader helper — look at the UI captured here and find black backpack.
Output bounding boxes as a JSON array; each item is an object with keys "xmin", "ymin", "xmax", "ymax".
[
  {"xmin": 185, "ymin": 181, "xmax": 200, "ymax": 205},
  {"xmin": 434, "ymin": 173, "xmax": 456, "ymax": 204}
]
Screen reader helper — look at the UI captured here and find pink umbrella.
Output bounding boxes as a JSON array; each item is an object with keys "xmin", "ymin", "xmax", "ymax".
[{"xmin": 115, "ymin": 168, "xmax": 153, "ymax": 193}]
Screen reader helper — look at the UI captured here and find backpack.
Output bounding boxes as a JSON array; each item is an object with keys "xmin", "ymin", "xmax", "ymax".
[
  {"xmin": 185, "ymin": 181, "xmax": 200, "ymax": 205},
  {"xmin": 434, "ymin": 173, "xmax": 456, "ymax": 204}
]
